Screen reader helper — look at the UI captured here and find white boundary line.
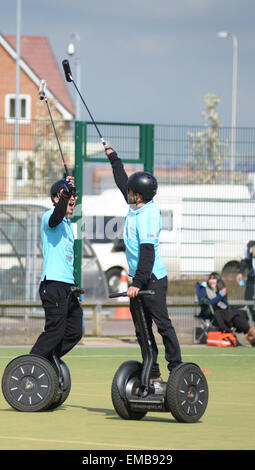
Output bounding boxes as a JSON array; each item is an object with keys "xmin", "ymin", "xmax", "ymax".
[
  {"xmin": 0, "ymin": 353, "xmax": 254, "ymax": 359},
  {"xmin": 0, "ymin": 435, "xmax": 165, "ymax": 450}
]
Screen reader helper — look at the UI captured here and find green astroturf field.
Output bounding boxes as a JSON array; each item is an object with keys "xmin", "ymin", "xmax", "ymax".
[{"xmin": 0, "ymin": 344, "xmax": 254, "ymax": 450}]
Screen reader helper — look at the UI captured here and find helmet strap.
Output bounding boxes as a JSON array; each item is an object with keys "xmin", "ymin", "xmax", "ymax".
[
  {"xmin": 127, "ymin": 192, "xmax": 147, "ymax": 206},
  {"xmin": 127, "ymin": 193, "xmax": 137, "ymax": 204}
]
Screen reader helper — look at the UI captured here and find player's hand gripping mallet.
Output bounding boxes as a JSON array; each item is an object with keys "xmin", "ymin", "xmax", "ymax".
[{"xmin": 62, "ymin": 59, "xmax": 106, "ymax": 147}]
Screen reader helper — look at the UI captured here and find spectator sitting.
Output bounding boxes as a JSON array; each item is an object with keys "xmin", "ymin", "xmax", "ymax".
[{"xmin": 196, "ymin": 272, "xmax": 255, "ymax": 346}]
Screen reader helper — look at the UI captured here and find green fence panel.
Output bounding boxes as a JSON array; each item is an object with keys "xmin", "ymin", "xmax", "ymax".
[
  {"xmin": 74, "ymin": 121, "xmax": 155, "ymax": 284},
  {"xmin": 75, "ymin": 121, "xmax": 154, "ymax": 170},
  {"xmin": 73, "ymin": 121, "xmax": 84, "ymax": 287}
]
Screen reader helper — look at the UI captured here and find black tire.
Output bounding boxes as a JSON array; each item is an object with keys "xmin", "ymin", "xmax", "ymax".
[
  {"xmin": 47, "ymin": 360, "xmax": 71, "ymax": 410},
  {"xmin": 166, "ymin": 363, "xmax": 209, "ymax": 423},
  {"xmin": 1, "ymin": 355, "xmax": 59, "ymax": 412},
  {"xmin": 111, "ymin": 370, "xmax": 147, "ymax": 420}
]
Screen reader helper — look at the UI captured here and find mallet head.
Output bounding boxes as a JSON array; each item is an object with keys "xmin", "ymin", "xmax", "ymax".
[
  {"xmin": 62, "ymin": 59, "xmax": 73, "ymax": 82},
  {"xmin": 39, "ymin": 80, "xmax": 47, "ymax": 100}
]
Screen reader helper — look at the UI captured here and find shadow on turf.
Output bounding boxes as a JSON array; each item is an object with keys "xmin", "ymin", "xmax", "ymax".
[
  {"xmin": 67, "ymin": 404, "xmax": 177, "ymax": 423},
  {"xmin": 1, "ymin": 404, "xmax": 203, "ymax": 423}
]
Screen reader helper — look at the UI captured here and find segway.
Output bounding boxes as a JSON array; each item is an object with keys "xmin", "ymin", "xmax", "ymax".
[
  {"xmin": 110, "ymin": 290, "xmax": 209, "ymax": 423},
  {"xmin": 1, "ymin": 286, "xmax": 84, "ymax": 412}
]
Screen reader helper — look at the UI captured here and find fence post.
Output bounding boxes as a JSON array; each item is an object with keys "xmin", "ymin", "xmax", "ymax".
[
  {"xmin": 73, "ymin": 121, "xmax": 84, "ymax": 287},
  {"xmin": 140, "ymin": 124, "xmax": 154, "ymax": 174},
  {"xmin": 92, "ymin": 303, "xmax": 102, "ymax": 336}
]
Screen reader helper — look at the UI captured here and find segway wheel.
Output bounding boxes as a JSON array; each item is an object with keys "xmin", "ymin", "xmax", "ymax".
[
  {"xmin": 1, "ymin": 355, "xmax": 59, "ymax": 412},
  {"xmin": 166, "ymin": 363, "xmax": 209, "ymax": 423},
  {"xmin": 48, "ymin": 359, "xmax": 71, "ymax": 410},
  {"xmin": 111, "ymin": 369, "xmax": 147, "ymax": 420}
]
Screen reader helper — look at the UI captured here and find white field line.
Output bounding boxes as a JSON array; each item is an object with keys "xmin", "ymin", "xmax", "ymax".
[
  {"xmin": 0, "ymin": 353, "xmax": 255, "ymax": 359},
  {"xmin": 0, "ymin": 435, "xmax": 166, "ymax": 450}
]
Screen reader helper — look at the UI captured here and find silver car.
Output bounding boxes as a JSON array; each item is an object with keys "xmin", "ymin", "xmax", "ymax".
[{"xmin": 0, "ymin": 200, "xmax": 108, "ymax": 302}]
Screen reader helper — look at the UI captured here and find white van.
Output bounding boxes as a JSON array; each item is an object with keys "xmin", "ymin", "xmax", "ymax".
[
  {"xmin": 82, "ymin": 184, "xmax": 255, "ymax": 285},
  {"xmin": 81, "ymin": 190, "xmax": 129, "ymax": 292},
  {"xmin": 155, "ymin": 184, "xmax": 254, "ymax": 277}
]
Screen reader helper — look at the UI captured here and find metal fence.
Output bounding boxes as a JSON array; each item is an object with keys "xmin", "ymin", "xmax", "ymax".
[
  {"xmin": 154, "ymin": 124, "xmax": 255, "ymax": 186},
  {"xmin": 80, "ymin": 122, "xmax": 255, "ymax": 286},
  {"xmin": 1, "ymin": 118, "xmax": 255, "ymax": 340},
  {"xmin": 82, "ymin": 123, "xmax": 255, "ymax": 189},
  {"xmin": 154, "ymin": 125, "xmax": 255, "ymax": 287}
]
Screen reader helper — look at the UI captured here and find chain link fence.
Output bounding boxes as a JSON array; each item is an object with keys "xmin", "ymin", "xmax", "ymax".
[
  {"xmin": 154, "ymin": 124, "xmax": 255, "ymax": 186},
  {"xmin": 153, "ymin": 125, "xmax": 255, "ymax": 288},
  {"xmin": 1, "ymin": 118, "xmax": 255, "ymax": 342}
]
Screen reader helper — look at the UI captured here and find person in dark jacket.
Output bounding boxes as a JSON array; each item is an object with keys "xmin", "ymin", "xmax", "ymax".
[
  {"xmin": 236, "ymin": 240, "xmax": 255, "ymax": 320},
  {"xmin": 196, "ymin": 272, "xmax": 255, "ymax": 345},
  {"xmin": 105, "ymin": 146, "xmax": 182, "ymax": 379}
]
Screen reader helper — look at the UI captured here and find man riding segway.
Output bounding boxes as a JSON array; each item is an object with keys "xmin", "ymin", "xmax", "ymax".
[
  {"xmin": 105, "ymin": 147, "xmax": 208, "ymax": 423},
  {"xmin": 105, "ymin": 146, "xmax": 182, "ymax": 381},
  {"xmin": 2, "ymin": 177, "xmax": 84, "ymax": 412},
  {"xmin": 30, "ymin": 176, "xmax": 83, "ymax": 361}
]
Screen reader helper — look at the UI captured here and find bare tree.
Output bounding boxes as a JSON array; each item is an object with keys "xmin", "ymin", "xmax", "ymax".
[{"xmin": 187, "ymin": 93, "xmax": 227, "ymax": 183}]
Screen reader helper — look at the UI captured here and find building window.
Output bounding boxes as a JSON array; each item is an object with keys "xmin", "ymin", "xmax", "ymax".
[
  {"xmin": 13, "ymin": 151, "xmax": 35, "ymax": 186},
  {"xmin": 27, "ymin": 159, "xmax": 36, "ymax": 180},
  {"xmin": 16, "ymin": 164, "xmax": 23, "ymax": 181},
  {"xmin": 5, "ymin": 94, "xmax": 31, "ymax": 123}
]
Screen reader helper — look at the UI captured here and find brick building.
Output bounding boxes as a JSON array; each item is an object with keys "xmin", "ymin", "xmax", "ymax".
[{"xmin": 0, "ymin": 34, "xmax": 75, "ymax": 199}]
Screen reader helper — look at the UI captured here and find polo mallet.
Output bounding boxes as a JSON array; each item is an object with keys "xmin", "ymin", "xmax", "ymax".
[
  {"xmin": 62, "ymin": 59, "xmax": 106, "ymax": 147},
  {"xmin": 38, "ymin": 79, "xmax": 69, "ymax": 176}
]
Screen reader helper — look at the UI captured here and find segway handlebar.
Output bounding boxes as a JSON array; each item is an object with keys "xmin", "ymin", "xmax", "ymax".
[{"xmin": 109, "ymin": 290, "xmax": 155, "ymax": 298}]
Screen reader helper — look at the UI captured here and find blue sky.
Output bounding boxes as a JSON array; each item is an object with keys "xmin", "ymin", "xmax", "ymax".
[{"xmin": 1, "ymin": 0, "xmax": 255, "ymax": 127}]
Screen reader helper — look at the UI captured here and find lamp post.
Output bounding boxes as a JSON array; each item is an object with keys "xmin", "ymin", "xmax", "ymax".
[
  {"xmin": 14, "ymin": 0, "xmax": 21, "ymax": 198},
  {"xmin": 67, "ymin": 33, "xmax": 81, "ymax": 121},
  {"xmin": 217, "ymin": 31, "xmax": 238, "ymax": 183}
]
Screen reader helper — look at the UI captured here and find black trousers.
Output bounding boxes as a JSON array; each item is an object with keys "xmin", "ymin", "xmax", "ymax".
[
  {"xmin": 244, "ymin": 275, "xmax": 255, "ymax": 300},
  {"xmin": 213, "ymin": 308, "xmax": 250, "ymax": 334},
  {"xmin": 30, "ymin": 280, "xmax": 83, "ymax": 360},
  {"xmin": 130, "ymin": 275, "xmax": 182, "ymax": 375}
]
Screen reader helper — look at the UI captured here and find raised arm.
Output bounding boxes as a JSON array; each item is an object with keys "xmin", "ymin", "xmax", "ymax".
[
  {"xmin": 105, "ymin": 147, "xmax": 128, "ymax": 202},
  {"xmin": 49, "ymin": 177, "xmax": 74, "ymax": 228}
]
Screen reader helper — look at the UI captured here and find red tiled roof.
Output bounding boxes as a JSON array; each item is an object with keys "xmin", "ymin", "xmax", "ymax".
[{"xmin": 5, "ymin": 35, "xmax": 75, "ymax": 117}]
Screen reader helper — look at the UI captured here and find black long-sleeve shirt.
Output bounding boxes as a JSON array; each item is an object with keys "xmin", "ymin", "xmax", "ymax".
[
  {"xmin": 108, "ymin": 151, "xmax": 128, "ymax": 202},
  {"xmin": 108, "ymin": 151, "xmax": 155, "ymax": 288},
  {"xmin": 49, "ymin": 195, "xmax": 69, "ymax": 228}
]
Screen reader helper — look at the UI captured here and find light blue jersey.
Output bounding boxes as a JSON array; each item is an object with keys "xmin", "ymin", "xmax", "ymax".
[
  {"xmin": 40, "ymin": 209, "xmax": 75, "ymax": 283},
  {"xmin": 123, "ymin": 200, "xmax": 167, "ymax": 279}
]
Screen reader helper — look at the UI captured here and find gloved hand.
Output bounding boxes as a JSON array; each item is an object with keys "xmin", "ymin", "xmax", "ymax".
[
  {"xmin": 60, "ymin": 178, "xmax": 74, "ymax": 198},
  {"xmin": 104, "ymin": 145, "xmax": 116, "ymax": 157}
]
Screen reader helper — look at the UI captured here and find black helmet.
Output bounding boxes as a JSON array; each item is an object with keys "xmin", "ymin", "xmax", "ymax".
[
  {"xmin": 127, "ymin": 172, "xmax": 158, "ymax": 201},
  {"xmin": 50, "ymin": 179, "xmax": 77, "ymax": 203}
]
